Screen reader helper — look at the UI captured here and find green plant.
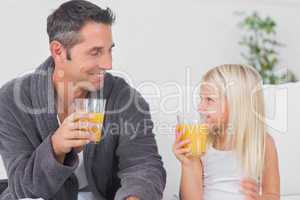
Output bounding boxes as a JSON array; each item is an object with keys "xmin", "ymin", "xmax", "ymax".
[{"xmin": 238, "ymin": 11, "xmax": 297, "ymax": 84}]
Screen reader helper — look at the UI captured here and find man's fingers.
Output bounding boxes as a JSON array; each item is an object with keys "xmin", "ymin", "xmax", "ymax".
[
  {"xmin": 73, "ymin": 146, "xmax": 84, "ymax": 153},
  {"xmin": 66, "ymin": 139, "xmax": 90, "ymax": 148},
  {"xmin": 63, "ymin": 112, "xmax": 80, "ymax": 124},
  {"xmin": 70, "ymin": 131, "xmax": 94, "ymax": 140},
  {"xmin": 63, "ymin": 112, "xmax": 93, "ymax": 124},
  {"xmin": 67, "ymin": 121, "xmax": 98, "ymax": 131}
]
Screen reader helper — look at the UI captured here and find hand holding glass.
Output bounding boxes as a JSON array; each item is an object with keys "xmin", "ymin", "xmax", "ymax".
[
  {"xmin": 176, "ymin": 115, "xmax": 209, "ymax": 156},
  {"xmin": 74, "ymin": 98, "xmax": 106, "ymax": 144}
]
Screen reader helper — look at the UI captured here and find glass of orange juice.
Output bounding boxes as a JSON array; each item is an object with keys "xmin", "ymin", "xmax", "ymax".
[
  {"xmin": 74, "ymin": 98, "xmax": 106, "ymax": 144},
  {"xmin": 176, "ymin": 115, "xmax": 209, "ymax": 157}
]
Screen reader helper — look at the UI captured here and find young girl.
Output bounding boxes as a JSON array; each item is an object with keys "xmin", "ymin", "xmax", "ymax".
[{"xmin": 173, "ymin": 65, "xmax": 280, "ymax": 200}]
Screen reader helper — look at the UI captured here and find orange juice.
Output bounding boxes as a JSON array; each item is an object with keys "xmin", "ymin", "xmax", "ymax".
[
  {"xmin": 177, "ymin": 124, "xmax": 208, "ymax": 156},
  {"xmin": 77, "ymin": 113, "xmax": 105, "ymax": 143}
]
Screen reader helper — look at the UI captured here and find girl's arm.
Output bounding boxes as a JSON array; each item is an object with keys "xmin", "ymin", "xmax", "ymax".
[
  {"xmin": 179, "ymin": 158, "xmax": 203, "ymax": 200},
  {"xmin": 173, "ymin": 128, "xmax": 203, "ymax": 200},
  {"xmin": 241, "ymin": 134, "xmax": 280, "ymax": 200},
  {"xmin": 261, "ymin": 134, "xmax": 280, "ymax": 200}
]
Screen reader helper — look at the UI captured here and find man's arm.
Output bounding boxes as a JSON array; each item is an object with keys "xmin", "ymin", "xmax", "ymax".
[
  {"xmin": 0, "ymin": 103, "xmax": 78, "ymax": 199},
  {"xmin": 114, "ymin": 88, "xmax": 166, "ymax": 200}
]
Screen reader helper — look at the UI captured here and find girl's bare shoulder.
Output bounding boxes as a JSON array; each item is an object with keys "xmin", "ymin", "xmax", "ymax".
[{"xmin": 265, "ymin": 133, "xmax": 278, "ymax": 161}]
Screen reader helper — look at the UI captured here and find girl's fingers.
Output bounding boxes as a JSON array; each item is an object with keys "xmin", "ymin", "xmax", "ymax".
[
  {"xmin": 185, "ymin": 151, "xmax": 193, "ymax": 158},
  {"xmin": 242, "ymin": 189, "xmax": 259, "ymax": 200},
  {"xmin": 241, "ymin": 179, "xmax": 259, "ymax": 200},
  {"xmin": 175, "ymin": 131, "xmax": 180, "ymax": 141},
  {"xmin": 175, "ymin": 130, "xmax": 183, "ymax": 143},
  {"xmin": 175, "ymin": 152, "xmax": 191, "ymax": 164},
  {"xmin": 241, "ymin": 179, "xmax": 259, "ymax": 193},
  {"xmin": 175, "ymin": 125, "xmax": 186, "ymax": 141},
  {"xmin": 175, "ymin": 147, "xmax": 191, "ymax": 155},
  {"xmin": 175, "ymin": 139, "xmax": 190, "ymax": 149},
  {"xmin": 242, "ymin": 178, "xmax": 258, "ymax": 185},
  {"xmin": 241, "ymin": 184, "xmax": 258, "ymax": 193}
]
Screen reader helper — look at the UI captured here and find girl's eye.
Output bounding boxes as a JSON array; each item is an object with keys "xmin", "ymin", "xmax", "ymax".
[{"xmin": 207, "ymin": 97, "xmax": 214, "ymax": 102}]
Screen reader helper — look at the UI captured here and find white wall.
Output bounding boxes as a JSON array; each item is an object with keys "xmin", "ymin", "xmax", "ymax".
[
  {"xmin": 0, "ymin": 0, "xmax": 300, "ymax": 86},
  {"xmin": 1, "ymin": 0, "xmax": 300, "ymax": 199}
]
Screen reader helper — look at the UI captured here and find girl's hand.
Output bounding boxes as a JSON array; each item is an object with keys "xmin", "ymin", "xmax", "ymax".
[
  {"xmin": 172, "ymin": 126, "xmax": 200, "ymax": 166},
  {"xmin": 241, "ymin": 178, "xmax": 261, "ymax": 200}
]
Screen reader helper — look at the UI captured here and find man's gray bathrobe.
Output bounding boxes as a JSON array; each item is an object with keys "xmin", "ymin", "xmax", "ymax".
[{"xmin": 0, "ymin": 57, "xmax": 166, "ymax": 200}]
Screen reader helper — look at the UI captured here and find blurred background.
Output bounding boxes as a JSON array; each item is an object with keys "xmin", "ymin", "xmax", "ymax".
[{"xmin": 0, "ymin": 0, "xmax": 299, "ymax": 199}]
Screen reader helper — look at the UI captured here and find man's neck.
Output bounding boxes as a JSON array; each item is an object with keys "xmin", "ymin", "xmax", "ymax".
[{"xmin": 52, "ymin": 70, "xmax": 88, "ymax": 115}]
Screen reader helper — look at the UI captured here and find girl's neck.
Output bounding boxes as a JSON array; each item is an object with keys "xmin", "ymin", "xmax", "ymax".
[{"xmin": 213, "ymin": 132, "xmax": 236, "ymax": 151}]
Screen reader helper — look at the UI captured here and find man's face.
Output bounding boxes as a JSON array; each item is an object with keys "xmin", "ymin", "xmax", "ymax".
[{"xmin": 60, "ymin": 22, "xmax": 114, "ymax": 91}]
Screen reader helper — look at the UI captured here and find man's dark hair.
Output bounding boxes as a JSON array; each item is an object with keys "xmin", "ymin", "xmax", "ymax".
[{"xmin": 47, "ymin": 0, "xmax": 115, "ymax": 60}]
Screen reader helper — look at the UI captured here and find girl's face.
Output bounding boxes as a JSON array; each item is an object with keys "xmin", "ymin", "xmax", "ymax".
[{"xmin": 198, "ymin": 84, "xmax": 229, "ymax": 133}]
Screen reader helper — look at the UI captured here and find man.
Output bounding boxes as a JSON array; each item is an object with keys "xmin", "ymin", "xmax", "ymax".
[{"xmin": 0, "ymin": 0, "xmax": 166, "ymax": 199}]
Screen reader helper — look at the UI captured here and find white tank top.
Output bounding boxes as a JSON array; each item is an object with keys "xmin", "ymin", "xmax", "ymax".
[{"xmin": 201, "ymin": 146, "xmax": 247, "ymax": 200}]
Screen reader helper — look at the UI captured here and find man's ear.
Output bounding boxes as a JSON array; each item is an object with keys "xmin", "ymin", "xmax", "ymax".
[{"xmin": 49, "ymin": 41, "xmax": 67, "ymax": 64}]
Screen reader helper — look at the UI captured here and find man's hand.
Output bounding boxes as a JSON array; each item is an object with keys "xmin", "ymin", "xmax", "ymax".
[
  {"xmin": 126, "ymin": 197, "xmax": 140, "ymax": 200},
  {"xmin": 51, "ymin": 112, "xmax": 97, "ymax": 163}
]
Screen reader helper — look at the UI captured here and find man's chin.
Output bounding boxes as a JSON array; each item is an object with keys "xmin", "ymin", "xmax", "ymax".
[{"xmin": 76, "ymin": 81, "xmax": 103, "ymax": 92}]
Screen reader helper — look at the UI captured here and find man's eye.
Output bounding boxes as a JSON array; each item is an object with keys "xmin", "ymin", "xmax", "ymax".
[{"xmin": 91, "ymin": 51, "xmax": 100, "ymax": 56}]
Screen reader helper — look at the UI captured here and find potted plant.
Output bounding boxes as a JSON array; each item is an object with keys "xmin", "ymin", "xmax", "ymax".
[{"xmin": 238, "ymin": 11, "xmax": 297, "ymax": 84}]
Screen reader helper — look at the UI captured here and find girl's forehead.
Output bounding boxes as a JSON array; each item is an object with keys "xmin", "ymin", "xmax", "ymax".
[{"xmin": 200, "ymin": 84, "xmax": 220, "ymax": 95}]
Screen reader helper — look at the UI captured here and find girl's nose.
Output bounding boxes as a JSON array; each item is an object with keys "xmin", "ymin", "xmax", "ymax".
[{"xmin": 197, "ymin": 101, "xmax": 207, "ymax": 113}]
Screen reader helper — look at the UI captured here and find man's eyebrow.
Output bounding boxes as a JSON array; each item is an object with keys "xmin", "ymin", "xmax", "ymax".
[
  {"xmin": 89, "ymin": 46, "xmax": 103, "ymax": 52},
  {"xmin": 88, "ymin": 43, "xmax": 115, "ymax": 52}
]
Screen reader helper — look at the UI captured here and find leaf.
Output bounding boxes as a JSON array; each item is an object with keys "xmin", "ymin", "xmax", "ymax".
[{"xmin": 236, "ymin": 10, "xmax": 297, "ymax": 84}]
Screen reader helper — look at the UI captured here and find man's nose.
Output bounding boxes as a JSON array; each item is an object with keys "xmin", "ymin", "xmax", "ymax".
[{"xmin": 99, "ymin": 53, "xmax": 112, "ymax": 70}]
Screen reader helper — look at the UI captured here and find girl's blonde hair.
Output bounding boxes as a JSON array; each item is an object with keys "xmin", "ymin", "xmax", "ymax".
[{"xmin": 202, "ymin": 64, "xmax": 266, "ymax": 180}]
